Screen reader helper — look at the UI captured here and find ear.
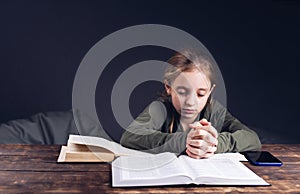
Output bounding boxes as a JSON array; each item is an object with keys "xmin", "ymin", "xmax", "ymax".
[{"xmin": 164, "ymin": 80, "xmax": 171, "ymax": 95}]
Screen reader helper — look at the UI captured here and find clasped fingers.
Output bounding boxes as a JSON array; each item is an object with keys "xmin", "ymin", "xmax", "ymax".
[
  {"xmin": 190, "ymin": 129, "xmax": 218, "ymax": 146},
  {"xmin": 186, "ymin": 143, "xmax": 217, "ymax": 159},
  {"xmin": 189, "ymin": 120, "xmax": 218, "ymax": 139}
]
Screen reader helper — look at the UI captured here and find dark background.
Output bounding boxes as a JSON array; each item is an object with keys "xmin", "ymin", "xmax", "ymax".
[{"xmin": 0, "ymin": 0, "xmax": 299, "ymax": 143}]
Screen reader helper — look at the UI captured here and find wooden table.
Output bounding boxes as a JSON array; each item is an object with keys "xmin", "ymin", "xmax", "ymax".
[{"xmin": 0, "ymin": 144, "xmax": 299, "ymax": 193}]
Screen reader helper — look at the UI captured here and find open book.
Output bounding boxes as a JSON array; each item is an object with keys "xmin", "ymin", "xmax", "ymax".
[
  {"xmin": 57, "ymin": 135, "xmax": 151, "ymax": 162},
  {"xmin": 112, "ymin": 152, "xmax": 269, "ymax": 187}
]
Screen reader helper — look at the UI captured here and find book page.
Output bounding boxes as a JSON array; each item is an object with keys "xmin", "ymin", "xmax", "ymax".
[
  {"xmin": 113, "ymin": 152, "xmax": 187, "ymax": 179},
  {"xmin": 210, "ymin": 152, "xmax": 247, "ymax": 162},
  {"xmin": 112, "ymin": 153, "xmax": 269, "ymax": 186},
  {"xmin": 109, "ymin": 141, "xmax": 151, "ymax": 157},
  {"xmin": 68, "ymin": 135, "xmax": 151, "ymax": 157},
  {"xmin": 180, "ymin": 156, "xmax": 262, "ymax": 181}
]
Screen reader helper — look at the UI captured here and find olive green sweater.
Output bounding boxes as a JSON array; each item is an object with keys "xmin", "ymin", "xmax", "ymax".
[{"xmin": 120, "ymin": 99, "xmax": 261, "ymax": 154}]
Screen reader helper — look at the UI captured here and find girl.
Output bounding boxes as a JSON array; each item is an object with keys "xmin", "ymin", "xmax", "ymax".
[{"xmin": 120, "ymin": 50, "xmax": 261, "ymax": 159}]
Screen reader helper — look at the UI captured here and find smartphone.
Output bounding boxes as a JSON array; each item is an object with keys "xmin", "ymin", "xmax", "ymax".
[{"xmin": 241, "ymin": 151, "xmax": 283, "ymax": 166}]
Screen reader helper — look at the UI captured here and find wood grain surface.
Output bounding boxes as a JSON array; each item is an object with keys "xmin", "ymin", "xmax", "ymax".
[{"xmin": 0, "ymin": 144, "xmax": 299, "ymax": 193}]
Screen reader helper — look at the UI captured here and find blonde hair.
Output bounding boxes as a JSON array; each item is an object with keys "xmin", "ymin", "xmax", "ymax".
[
  {"xmin": 163, "ymin": 50, "xmax": 216, "ymax": 133},
  {"xmin": 164, "ymin": 50, "xmax": 215, "ymax": 86}
]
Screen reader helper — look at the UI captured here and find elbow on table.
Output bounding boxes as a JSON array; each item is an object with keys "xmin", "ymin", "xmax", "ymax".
[
  {"xmin": 120, "ymin": 130, "xmax": 143, "ymax": 150},
  {"xmin": 247, "ymin": 130, "xmax": 262, "ymax": 151}
]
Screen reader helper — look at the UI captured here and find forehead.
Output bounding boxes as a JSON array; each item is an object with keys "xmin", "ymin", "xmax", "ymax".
[{"xmin": 172, "ymin": 70, "xmax": 211, "ymax": 89}]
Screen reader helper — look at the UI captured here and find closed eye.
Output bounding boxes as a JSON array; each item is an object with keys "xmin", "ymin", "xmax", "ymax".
[
  {"xmin": 175, "ymin": 86, "xmax": 190, "ymax": 96},
  {"xmin": 197, "ymin": 89, "xmax": 208, "ymax": 97},
  {"xmin": 177, "ymin": 89, "xmax": 188, "ymax": 96}
]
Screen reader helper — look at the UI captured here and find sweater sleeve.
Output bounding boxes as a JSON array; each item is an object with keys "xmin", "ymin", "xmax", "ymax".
[
  {"xmin": 216, "ymin": 110, "xmax": 262, "ymax": 153},
  {"xmin": 121, "ymin": 100, "xmax": 261, "ymax": 154},
  {"xmin": 120, "ymin": 101, "xmax": 188, "ymax": 154}
]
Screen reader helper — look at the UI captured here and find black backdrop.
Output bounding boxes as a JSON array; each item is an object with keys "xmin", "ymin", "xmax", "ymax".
[{"xmin": 0, "ymin": 0, "xmax": 299, "ymax": 143}]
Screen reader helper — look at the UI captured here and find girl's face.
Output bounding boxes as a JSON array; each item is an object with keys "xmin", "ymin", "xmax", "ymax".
[{"xmin": 165, "ymin": 70, "xmax": 213, "ymax": 121}]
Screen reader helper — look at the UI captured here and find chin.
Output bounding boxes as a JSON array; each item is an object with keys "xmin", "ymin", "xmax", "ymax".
[{"xmin": 180, "ymin": 113, "xmax": 197, "ymax": 119}]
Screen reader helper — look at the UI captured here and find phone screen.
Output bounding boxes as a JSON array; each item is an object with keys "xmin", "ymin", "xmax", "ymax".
[{"xmin": 242, "ymin": 151, "xmax": 283, "ymax": 166}]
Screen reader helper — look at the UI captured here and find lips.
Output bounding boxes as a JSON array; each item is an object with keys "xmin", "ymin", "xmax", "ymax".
[{"xmin": 182, "ymin": 108, "xmax": 197, "ymax": 114}]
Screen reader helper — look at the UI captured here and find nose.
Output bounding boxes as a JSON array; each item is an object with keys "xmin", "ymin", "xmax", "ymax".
[{"xmin": 185, "ymin": 93, "xmax": 197, "ymax": 106}]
